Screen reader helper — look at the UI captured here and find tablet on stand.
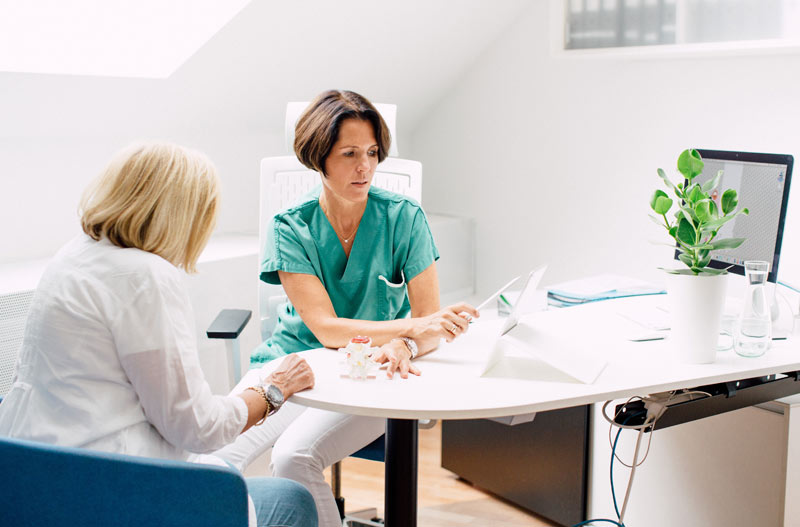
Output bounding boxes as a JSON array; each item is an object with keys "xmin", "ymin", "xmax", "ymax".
[{"xmin": 481, "ymin": 265, "xmax": 608, "ymax": 385}]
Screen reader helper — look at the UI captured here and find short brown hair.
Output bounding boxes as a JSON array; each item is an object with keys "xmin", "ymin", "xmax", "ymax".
[
  {"xmin": 80, "ymin": 143, "xmax": 219, "ymax": 273},
  {"xmin": 294, "ymin": 90, "xmax": 391, "ymax": 175}
]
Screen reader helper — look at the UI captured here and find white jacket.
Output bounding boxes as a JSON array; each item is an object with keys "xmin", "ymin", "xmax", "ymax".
[{"xmin": 0, "ymin": 235, "xmax": 248, "ymax": 460}]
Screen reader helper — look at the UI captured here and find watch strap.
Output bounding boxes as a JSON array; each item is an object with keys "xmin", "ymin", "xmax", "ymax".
[{"xmin": 245, "ymin": 385, "xmax": 269, "ymax": 425}]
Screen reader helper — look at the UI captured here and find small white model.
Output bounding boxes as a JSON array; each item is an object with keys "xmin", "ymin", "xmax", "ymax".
[{"xmin": 340, "ymin": 336, "xmax": 377, "ymax": 380}]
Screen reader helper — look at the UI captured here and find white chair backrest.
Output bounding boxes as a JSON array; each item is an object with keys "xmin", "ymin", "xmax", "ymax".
[
  {"xmin": 0, "ymin": 290, "xmax": 34, "ymax": 397},
  {"xmin": 257, "ymin": 156, "xmax": 422, "ymax": 341}
]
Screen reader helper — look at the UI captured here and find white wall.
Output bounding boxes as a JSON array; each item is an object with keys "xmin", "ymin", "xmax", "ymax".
[
  {"xmin": 0, "ymin": 0, "xmax": 529, "ymax": 266},
  {"xmin": 0, "ymin": 129, "xmax": 279, "ymax": 263},
  {"xmin": 410, "ymin": 1, "xmax": 800, "ymax": 295}
]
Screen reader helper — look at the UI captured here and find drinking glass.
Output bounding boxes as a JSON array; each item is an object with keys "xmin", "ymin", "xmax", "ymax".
[{"xmin": 734, "ymin": 261, "xmax": 771, "ymax": 357}]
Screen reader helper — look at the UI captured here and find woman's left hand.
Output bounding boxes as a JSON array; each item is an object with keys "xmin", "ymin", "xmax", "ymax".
[{"xmin": 371, "ymin": 340, "xmax": 421, "ymax": 379}]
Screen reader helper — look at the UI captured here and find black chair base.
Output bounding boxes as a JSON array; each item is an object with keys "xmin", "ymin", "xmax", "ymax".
[{"xmin": 344, "ymin": 510, "xmax": 383, "ymax": 527}]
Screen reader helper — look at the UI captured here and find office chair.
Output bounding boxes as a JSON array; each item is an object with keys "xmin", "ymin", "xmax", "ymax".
[
  {"xmin": 0, "ymin": 435, "xmax": 250, "ymax": 527},
  {"xmin": 208, "ymin": 102, "xmax": 426, "ymax": 525},
  {"xmin": 0, "ymin": 275, "xmax": 250, "ymax": 527},
  {"xmin": 0, "ymin": 289, "xmax": 36, "ymax": 405}
]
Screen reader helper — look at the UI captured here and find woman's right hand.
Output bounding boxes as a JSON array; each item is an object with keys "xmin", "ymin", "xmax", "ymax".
[
  {"xmin": 410, "ymin": 302, "xmax": 479, "ymax": 349},
  {"xmin": 267, "ymin": 354, "xmax": 315, "ymax": 399}
]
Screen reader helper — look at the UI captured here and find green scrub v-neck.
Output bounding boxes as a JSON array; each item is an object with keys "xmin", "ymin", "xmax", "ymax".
[{"xmin": 251, "ymin": 186, "xmax": 439, "ymax": 365}]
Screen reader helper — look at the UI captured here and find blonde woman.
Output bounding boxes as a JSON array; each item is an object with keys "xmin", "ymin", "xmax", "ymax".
[{"xmin": 0, "ymin": 143, "xmax": 317, "ymax": 527}]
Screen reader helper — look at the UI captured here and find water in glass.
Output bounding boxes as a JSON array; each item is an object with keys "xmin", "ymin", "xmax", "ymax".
[{"xmin": 734, "ymin": 261, "xmax": 771, "ymax": 357}]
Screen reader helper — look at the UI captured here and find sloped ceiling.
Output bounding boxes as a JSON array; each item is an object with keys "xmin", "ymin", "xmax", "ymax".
[
  {"xmin": 0, "ymin": 0, "xmax": 251, "ymax": 78},
  {"xmin": 0, "ymin": 0, "xmax": 531, "ymax": 140}
]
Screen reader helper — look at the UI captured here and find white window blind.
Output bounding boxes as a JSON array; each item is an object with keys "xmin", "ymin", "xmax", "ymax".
[{"xmin": 564, "ymin": 0, "xmax": 800, "ymax": 50}]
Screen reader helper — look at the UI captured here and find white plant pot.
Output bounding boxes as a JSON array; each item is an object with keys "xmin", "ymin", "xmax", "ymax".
[{"xmin": 665, "ymin": 271, "xmax": 728, "ymax": 364}]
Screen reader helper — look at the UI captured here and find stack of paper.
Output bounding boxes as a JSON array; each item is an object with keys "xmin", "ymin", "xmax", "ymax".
[{"xmin": 547, "ymin": 274, "xmax": 665, "ymax": 307}]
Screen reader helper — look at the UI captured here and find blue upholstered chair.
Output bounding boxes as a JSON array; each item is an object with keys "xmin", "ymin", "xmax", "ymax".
[{"xmin": 0, "ymin": 435, "xmax": 251, "ymax": 527}]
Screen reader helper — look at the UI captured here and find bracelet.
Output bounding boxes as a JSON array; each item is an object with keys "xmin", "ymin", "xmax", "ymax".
[
  {"xmin": 245, "ymin": 386, "xmax": 270, "ymax": 425},
  {"xmin": 391, "ymin": 337, "xmax": 418, "ymax": 359}
]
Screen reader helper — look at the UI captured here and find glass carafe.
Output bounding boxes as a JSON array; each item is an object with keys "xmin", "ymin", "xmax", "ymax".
[{"xmin": 734, "ymin": 261, "xmax": 772, "ymax": 357}]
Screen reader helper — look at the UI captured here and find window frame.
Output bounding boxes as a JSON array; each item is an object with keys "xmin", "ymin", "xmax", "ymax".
[{"xmin": 549, "ymin": 0, "xmax": 800, "ymax": 60}]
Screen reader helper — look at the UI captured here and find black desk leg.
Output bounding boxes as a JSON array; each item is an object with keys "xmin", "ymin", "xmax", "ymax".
[{"xmin": 384, "ymin": 418, "xmax": 418, "ymax": 527}]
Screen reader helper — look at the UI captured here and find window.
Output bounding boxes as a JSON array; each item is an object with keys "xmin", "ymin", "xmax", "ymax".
[{"xmin": 563, "ymin": 0, "xmax": 800, "ymax": 51}]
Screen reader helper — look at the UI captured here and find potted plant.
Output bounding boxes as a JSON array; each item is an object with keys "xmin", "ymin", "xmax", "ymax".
[{"xmin": 649, "ymin": 149, "xmax": 749, "ymax": 363}]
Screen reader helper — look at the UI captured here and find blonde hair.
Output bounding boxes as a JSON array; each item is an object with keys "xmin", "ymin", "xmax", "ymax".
[{"xmin": 80, "ymin": 143, "xmax": 219, "ymax": 273}]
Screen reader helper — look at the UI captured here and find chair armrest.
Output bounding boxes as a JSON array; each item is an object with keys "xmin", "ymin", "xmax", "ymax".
[{"xmin": 207, "ymin": 309, "xmax": 252, "ymax": 340}]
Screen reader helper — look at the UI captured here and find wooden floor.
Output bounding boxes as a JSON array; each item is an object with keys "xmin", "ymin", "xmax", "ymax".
[{"xmin": 325, "ymin": 422, "xmax": 557, "ymax": 527}]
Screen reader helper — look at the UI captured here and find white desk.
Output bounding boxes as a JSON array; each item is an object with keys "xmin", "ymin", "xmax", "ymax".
[{"xmin": 290, "ymin": 295, "xmax": 800, "ymax": 526}]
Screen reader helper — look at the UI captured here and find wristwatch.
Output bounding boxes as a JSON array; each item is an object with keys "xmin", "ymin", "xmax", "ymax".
[
  {"xmin": 247, "ymin": 382, "xmax": 285, "ymax": 424},
  {"xmin": 262, "ymin": 383, "xmax": 284, "ymax": 416},
  {"xmin": 398, "ymin": 337, "xmax": 418, "ymax": 359}
]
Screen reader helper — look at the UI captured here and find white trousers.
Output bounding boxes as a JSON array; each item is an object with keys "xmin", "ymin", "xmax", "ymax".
[{"xmin": 215, "ymin": 368, "xmax": 385, "ymax": 527}]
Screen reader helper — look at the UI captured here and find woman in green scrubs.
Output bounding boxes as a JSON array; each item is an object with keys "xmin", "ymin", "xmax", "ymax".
[{"xmin": 215, "ymin": 90, "xmax": 478, "ymax": 527}]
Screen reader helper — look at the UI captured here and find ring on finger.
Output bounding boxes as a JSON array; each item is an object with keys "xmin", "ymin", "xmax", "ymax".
[{"xmin": 448, "ymin": 324, "xmax": 458, "ymax": 334}]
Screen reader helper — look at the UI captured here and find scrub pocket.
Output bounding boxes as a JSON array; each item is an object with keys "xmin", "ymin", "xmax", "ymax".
[{"xmin": 378, "ymin": 272, "xmax": 407, "ymax": 320}]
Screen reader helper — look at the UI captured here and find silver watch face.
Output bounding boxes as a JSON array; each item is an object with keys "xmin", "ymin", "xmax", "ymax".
[{"xmin": 266, "ymin": 384, "xmax": 284, "ymax": 408}]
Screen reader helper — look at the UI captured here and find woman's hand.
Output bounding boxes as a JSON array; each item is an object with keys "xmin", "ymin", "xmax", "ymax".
[
  {"xmin": 371, "ymin": 339, "xmax": 421, "ymax": 379},
  {"xmin": 266, "ymin": 354, "xmax": 315, "ymax": 399},
  {"xmin": 409, "ymin": 302, "xmax": 479, "ymax": 351}
]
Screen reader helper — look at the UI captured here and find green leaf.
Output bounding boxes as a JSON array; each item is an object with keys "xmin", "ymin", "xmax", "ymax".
[
  {"xmin": 699, "ymin": 217, "xmax": 728, "ymax": 232},
  {"xmin": 698, "ymin": 267, "xmax": 728, "ymax": 276},
  {"xmin": 676, "ymin": 217, "xmax": 696, "ymax": 246},
  {"xmin": 699, "ymin": 208, "xmax": 749, "ymax": 233},
  {"xmin": 650, "ymin": 241, "xmax": 681, "ymax": 248},
  {"xmin": 709, "ymin": 237, "xmax": 746, "ymax": 250},
  {"xmin": 660, "ymin": 267, "xmax": 719, "ymax": 276},
  {"xmin": 678, "ymin": 149, "xmax": 705, "ymax": 181},
  {"xmin": 654, "ymin": 196, "xmax": 672, "ymax": 215},
  {"xmin": 680, "ymin": 206, "xmax": 697, "ymax": 224},
  {"xmin": 658, "ymin": 267, "xmax": 690, "ymax": 275},
  {"xmin": 709, "ymin": 199, "xmax": 719, "ymax": 219},
  {"xmin": 695, "ymin": 199, "xmax": 711, "ymax": 223},
  {"xmin": 701, "ymin": 170, "xmax": 723, "ymax": 193},
  {"xmin": 721, "ymin": 189, "xmax": 738, "ymax": 214},
  {"xmin": 698, "ymin": 250, "xmax": 711, "ymax": 268},
  {"xmin": 668, "ymin": 225, "xmax": 678, "ymax": 238},
  {"xmin": 649, "ymin": 214, "xmax": 667, "ymax": 228},
  {"xmin": 649, "ymin": 190, "xmax": 673, "ymax": 214},
  {"xmin": 658, "ymin": 168, "xmax": 679, "ymax": 195},
  {"xmin": 687, "ymin": 184, "xmax": 704, "ymax": 203},
  {"xmin": 650, "ymin": 189, "xmax": 667, "ymax": 207},
  {"xmin": 678, "ymin": 253, "xmax": 694, "ymax": 267}
]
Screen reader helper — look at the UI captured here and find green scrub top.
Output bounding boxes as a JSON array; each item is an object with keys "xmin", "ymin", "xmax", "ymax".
[{"xmin": 250, "ymin": 185, "xmax": 439, "ymax": 365}]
